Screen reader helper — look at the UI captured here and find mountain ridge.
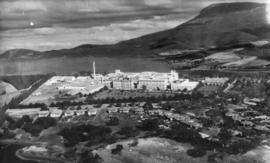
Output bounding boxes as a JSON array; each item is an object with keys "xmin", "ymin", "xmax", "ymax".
[{"xmin": 0, "ymin": 2, "xmax": 269, "ymax": 60}]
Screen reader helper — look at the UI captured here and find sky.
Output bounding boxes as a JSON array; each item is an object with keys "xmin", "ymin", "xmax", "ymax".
[{"xmin": 0, "ymin": 0, "xmax": 268, "ymax": 53}]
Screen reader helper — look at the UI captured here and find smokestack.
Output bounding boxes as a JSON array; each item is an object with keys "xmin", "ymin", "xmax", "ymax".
[{"xmin": 93, "ymin": 60, "xmax": 96, "ymax": 79}]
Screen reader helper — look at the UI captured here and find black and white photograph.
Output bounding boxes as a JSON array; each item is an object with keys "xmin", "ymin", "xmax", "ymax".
[{"xmin": 1, "ymin": 0, "xmax": 270, "ymax": 163}]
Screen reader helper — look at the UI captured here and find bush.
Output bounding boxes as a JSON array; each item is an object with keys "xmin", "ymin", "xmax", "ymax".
[
  {"xmin": 111, "ymin": 145, "xmax": 123, "ymax": 155},
  {"xmin": 129, "ymin": 139, "xmax": 138, "ymax": 147},
  {"xmin": 78, "ymin": 151, "xmax": 101, "ymax": 163}
]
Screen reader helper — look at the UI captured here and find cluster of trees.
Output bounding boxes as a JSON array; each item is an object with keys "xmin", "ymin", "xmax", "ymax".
[
  {"xmin": 111, "ymin": 145, "xmax": 123, "ymax": 155},
  {"xmin": 78, "ymin": 151, "xmax": 101, "ymax": 163},
  {"xmin": 15, "ymin": 103, "xmax": 48, "ymax": 110},
  {"xmin": 7, "ymin": 115, "xmax": 56, "ymax": 136},
  {"xmin": 187, "ymin": 148, "xmax": 206, "ymax": 158},
  {"xmin": 59, "ymin": 124, "xmax": 112, "ymax": 147},
  {"xmin": 87, "ymin": 92, "xmax": 204, "ymax": 104},
  {"xmin": 137, "ymin": 118, "xmax": 160, "ymax": 131},
  {"xmin": 48, "ymin": 92, "xmax": 204, "ymax": 108},
  {"xmin": 116, "ymin": 127, "xmax": 139, "ymax": 138}
]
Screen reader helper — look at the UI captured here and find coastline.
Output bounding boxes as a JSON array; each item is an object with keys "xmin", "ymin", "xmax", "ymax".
[
  {"xmin": 16, "ymin": 149, "xmax": 68, "ymax": 163},
  {"xmin": 0, "ymin": 139, "xmax": 43, "ymax": 146},
  {"xmin": 0, "ymin": 139, "xmax": 67, "ymax": 163}
]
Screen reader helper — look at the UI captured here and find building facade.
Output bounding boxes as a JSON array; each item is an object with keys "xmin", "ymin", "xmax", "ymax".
[
  {"xmin": 138, "ymin": 79, "xmax": 168, "ymax": 91},
  {"xmin": 171, "ymin": 80, "xmax": 199, "ymax": 91}
]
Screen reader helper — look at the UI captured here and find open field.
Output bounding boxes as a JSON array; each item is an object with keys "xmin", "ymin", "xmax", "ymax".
[
  {"xmin": 20, "ymin": 76, "xmax": 104, "ymax": 105},
  {"xmin": 205, "ymin": 49, "xmax": 242, "ymax": 63},
  {"xmin": 95, "ymin": 137, "xmax": 266, "ymax": 163},
  {"xmin": 95, "ymin": 137, "xmax": 196, "ymax": 163}
]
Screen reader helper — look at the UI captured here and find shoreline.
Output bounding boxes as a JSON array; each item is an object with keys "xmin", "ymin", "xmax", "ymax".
[
  {"xmin": 0, "ymin": 139, "xmax": 67, "ymax": 163},
  {"xmin": 16, "ymin": 149, "xmax": 68, "ymax": 163},
  {"xmin": 0, "ymin": 139, "xmax": 43, "ymax": 146}
]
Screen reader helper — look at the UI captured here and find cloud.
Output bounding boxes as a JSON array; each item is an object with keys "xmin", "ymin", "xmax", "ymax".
[
  {"xmin": 0, "ymin": 0, "xmax": 269, "ymax": 52},
  {"xmin": 0, "ymin": 0, "xmax": 47, "ymax": 13},
  {"xmin": 0, "ymin": 0, "xmax": 267, "ymax": 30},
  {"xmin": 0, "ymin": 14, "xmax": 189, "ymax": 53}
]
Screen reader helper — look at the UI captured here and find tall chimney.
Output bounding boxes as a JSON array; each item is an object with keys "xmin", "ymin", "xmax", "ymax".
[{"xmin": 93, "ymin": 60, "xmax": 96, "ymax": 79}]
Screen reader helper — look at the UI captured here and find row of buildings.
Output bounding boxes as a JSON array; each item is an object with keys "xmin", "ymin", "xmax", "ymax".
[
  {"xmin": 101, "ymin": 70, "xmax": 200, "ymax": 91},
  {"xmin": 98, "ymin": 70, "xmax": 230, "ymax": 92}
]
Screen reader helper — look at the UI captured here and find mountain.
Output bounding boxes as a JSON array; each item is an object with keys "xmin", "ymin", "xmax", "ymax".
[
  {"xmin": 0, "ymin": 2, "xmax": 270, "ymax": 75},
  {"xmin": 121, "ymin": 2, "xmax": 268, "ymax": 51},
  {"xmin": 0, "ymin": 2, "xmax": 269, "ymax": 60},
  {"xmin": 0, "ymin": 81, "xmax": 17, "ymax": 95}
]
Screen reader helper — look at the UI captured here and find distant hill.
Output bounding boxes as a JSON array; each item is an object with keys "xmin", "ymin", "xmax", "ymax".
[
  {"xmin": 0, "ymin": 75, "xmax": 50, "ymax": 90},
  {"xmin": 0, "ymin": 2, "xmax": 268, "ymax": 60},
  {"xmin": 121, "ymin": 2, "xmax": 268, "ymax": 51},
  {"xmin": 0, "ymin": 82, "xmax": 17, "ymax": 95},
  {"xmin": 0, "ymin": 2, "xmax": 270, "ymax": 75}
]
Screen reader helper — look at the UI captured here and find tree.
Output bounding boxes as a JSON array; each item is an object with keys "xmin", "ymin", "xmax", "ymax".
[
  {"xmin": 143, "ymin": 101, "xmax": 153, "ymax": 110},
  {"xmin": 129, "ymin": 139, "xmax": 138, "ymax": 147},
  {"xmin": 142, "ymin": 85, "xmax": 147, "ymax": 91},
  {"xmin": 40, "ymin": 104, "xmax": 49, "ymax": 111},
  {"xmin": 115, "ymin": 103, "xmax": 122, "ymax": 107},
  {"xmin": 78, "ymin": 151, "xmax": 101, "ymax": 163},
  {"xmin": 218, "ymin": 128, "xmax": 231, "ymax": 141},
  {"xmin": 137, "ymin": 118, "xmax": 159, "ymax": 131},
  {"xmin": 111, "ymin": 145, "xmax": 123, "ymax": 155}
]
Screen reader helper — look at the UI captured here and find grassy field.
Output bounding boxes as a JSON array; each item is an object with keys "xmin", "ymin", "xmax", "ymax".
[
  {"xmin": 20, "ymin": 76, "xmax": 102, "ymax": 105},
  {"xmin": 95, "ymin": 137, "xmax": 267, "ymax": 163}
]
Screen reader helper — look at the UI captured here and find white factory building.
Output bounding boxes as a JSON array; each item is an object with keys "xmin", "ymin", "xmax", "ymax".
[
  {"xmin": 171, "ymin": 79, "xmax": 199, "ymax": 91},
  {"xmin": 100, "ymin": 69, "xmax": 198, "ymax": 91},
  {"xmin": 138, "ymin": 79, "xmax": 168, "ymax": 91},
  {"xmin": 113, "ymin": 78, "xmax": 137, "ymax": 90},
  {"xmin": 90, "ymin": 61, "xmax": 198, "ymax": 92}
]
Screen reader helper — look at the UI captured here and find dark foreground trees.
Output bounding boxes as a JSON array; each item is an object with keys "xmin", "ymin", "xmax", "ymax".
[
  {"xmin": 111, "ymin": 144, "xmax": 123, "ymax": 155},
  {"xmin": 59, "ymin": 124, "xmax": 112, "ymax": 147},
  {"xmin": 187, "ymin": 148, "xmax": 206, "ymax": 158}
]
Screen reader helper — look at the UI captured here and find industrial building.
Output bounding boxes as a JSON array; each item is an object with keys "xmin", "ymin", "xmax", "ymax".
[{"xmin": 171, "ymin": 79, "xmax": 199, "ymax": 91}]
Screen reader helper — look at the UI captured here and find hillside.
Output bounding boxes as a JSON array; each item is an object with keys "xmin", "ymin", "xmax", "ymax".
[
  {"xmin": 0, "ymin": 82, "xmax": 17, "ymax": 95},
  {"xmin": 121, "ymin": 2, "xmax": 268, "ymax": 52},
  {"xmin": 0, "ymin": 2, "xmax": 269, "ymax": 75},
  {"xmin": 0, "ymin": 2, "xmax": 268, "ymax": 60}
]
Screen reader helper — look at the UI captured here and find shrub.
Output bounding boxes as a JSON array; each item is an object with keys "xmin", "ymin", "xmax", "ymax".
[{"xmin": 111, "ymin": 145, "xmax": 123, "ymax": 155}]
